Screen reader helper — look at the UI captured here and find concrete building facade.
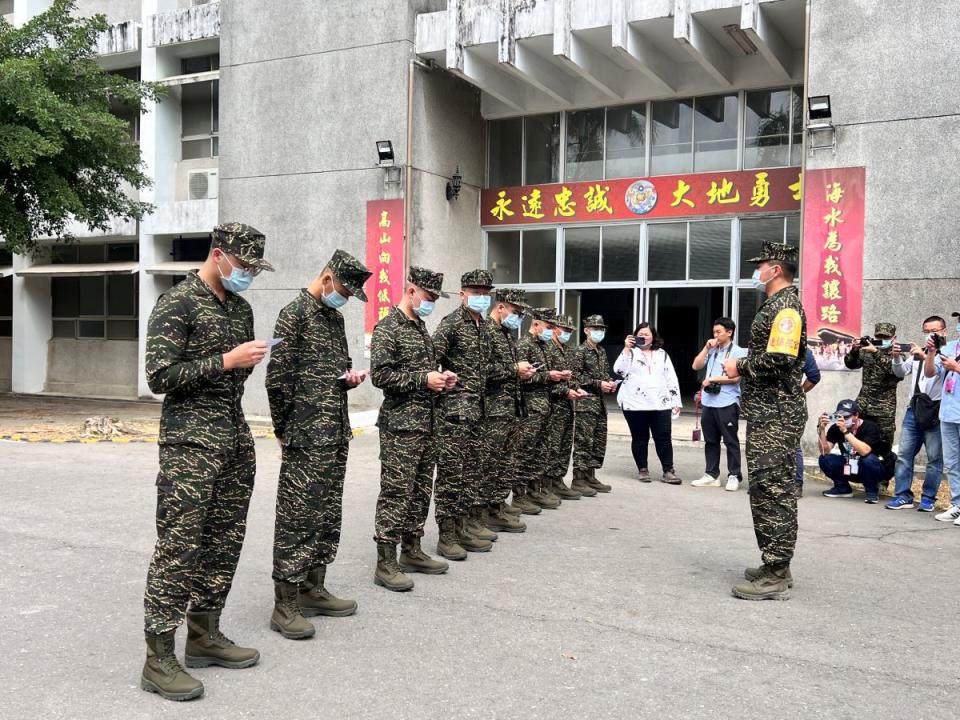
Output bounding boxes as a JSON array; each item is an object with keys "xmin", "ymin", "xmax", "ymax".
[{"xmin": 3, "ymin": 0, "xmax": 958, "ymax": 449}]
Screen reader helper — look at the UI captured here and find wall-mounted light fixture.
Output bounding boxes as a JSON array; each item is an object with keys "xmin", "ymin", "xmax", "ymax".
[
  {"xmin": 376, "ymin": 140, "xmax": 394, "ymax": 167},
  {"xmin": 446, "ymin": 166, "xmax": 462, "ymax": 201},
  {"xmin": 806, "ymin": 94, "xmax": 836, "ymax": 152}
]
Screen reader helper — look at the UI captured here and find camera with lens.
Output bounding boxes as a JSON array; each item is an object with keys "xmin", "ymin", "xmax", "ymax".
[
  {"xmin": 826, "ymin": 412, "xmax": 841, "ymax": 423},
  {"xmin": 703, "ymin": 382, "xmax": 722, "ymax": 395},
  {"xmin": 929, "ymin": 333, "xmax": 947, "ymax": 351},
  {"xmin": 857, "ymin": 336, "xmax": 879, "ymax": 346}
]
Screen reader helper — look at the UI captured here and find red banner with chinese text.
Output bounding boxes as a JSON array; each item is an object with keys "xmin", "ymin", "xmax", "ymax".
[
  {"xmin": 364, "ymin": 199, "xmax": 404, "ymax": 355},
  {"xmin": 801, "ymin": 167, "xmax": 866, "ymax": 371},
  {"xmin": 480, "ymin": 167, "xmax": 802, "ymax": 227}
]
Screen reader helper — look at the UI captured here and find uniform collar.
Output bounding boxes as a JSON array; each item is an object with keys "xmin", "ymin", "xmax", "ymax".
[
  {"xmin": 302, "ymin": 288, "xmax": 338, "ymax": 317},
  {"xmin": 188, "ymin": 271, "xmax": 234, "ymax": 308},
  {"xmin": 392, "ymin": 304, "xmax": 425, "ymax": 328}
]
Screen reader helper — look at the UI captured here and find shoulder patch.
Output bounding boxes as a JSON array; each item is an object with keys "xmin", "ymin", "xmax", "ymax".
[{"xmin": 766, "ymin": 308, "xmax": 802, "ymax": 357}]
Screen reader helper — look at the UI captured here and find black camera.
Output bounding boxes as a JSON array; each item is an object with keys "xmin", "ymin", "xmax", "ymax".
[
  {"xmin": 703, "ymin": 382, "xmax": 722, "ymax": 395},
  {"xmin": 857, "ymin": 336, "xmax": 879, "ymax": 346},
  {"xmin": 930, "ymin": 333, "xmax": 947, "ymax": 351}
]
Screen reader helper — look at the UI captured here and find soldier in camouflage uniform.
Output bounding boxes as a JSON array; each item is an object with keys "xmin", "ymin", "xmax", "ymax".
[
  {"xmin": 141, "ymin": 223, "xmax": 273, "ymax": 701},
  {"xmin": 433, "ymin": 269, "xmax": 496, "ymax": 556},
  {"xmin": 572, "ymin": 315, "xmax": 618, "ymax": 496},
  {"xmin": 516, "ymin": 308, "xmax": 563, "ymax": 510},
  {"xmin": 370, "ymin": 267, "xmax": 451, "ymax": 591},
  {"xmin": 266, "ymin": 249, "xmax": 372, "ymax": 639},
  {"xmin": 482, "ymin": 288, "xmax": 536, "ymax": 531},
  {"xmin": 723, "ymin": 242, "xmax": 807, "ymax": 601},
  {"xmin": 544, "ymin": 315, "xmax": 584, "ymax": 500},
  {"xmin": 844, "ymin": 321, "xmax": 906, "ymax": 445}
]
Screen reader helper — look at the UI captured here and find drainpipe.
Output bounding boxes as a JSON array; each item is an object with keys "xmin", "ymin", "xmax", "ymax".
[{"xmin": 799, "ymin": 0, "xmax": 812, "ymax": 247}]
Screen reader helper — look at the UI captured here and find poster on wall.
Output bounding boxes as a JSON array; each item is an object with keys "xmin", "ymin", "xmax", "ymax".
[
  {"xmin": 363, "ymin": 199, "xmax": 404, "ymax": 359},
  {"xmin": 800, "ymin": 167, "xmax": 866, "ymax": 370}
]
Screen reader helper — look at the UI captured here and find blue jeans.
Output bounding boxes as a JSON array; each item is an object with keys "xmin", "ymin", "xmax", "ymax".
[
  {"xmin": 892, "ymin": 407, "xmax": 943, "ymax": 502},
  {"xmin": 818, "ymin": 454, "xmax": 884, "ymax": 495},
  {"xmin": 795, "ymin": 447, "xmax": 804, "ymax": 485},
  {"xmin": 941, "ymin": 420, "xmax": 960, "ymax": 506}
]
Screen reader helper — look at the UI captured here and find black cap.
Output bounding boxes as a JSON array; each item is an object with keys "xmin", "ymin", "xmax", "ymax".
[{"xmin": 836, "ymin": 399, "xmax": 860, "ymax": 417}]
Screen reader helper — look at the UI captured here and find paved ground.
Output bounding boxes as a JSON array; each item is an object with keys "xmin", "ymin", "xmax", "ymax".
[{"xmin": 2, "ymin": 430, "xmax": 959, "ymax": 720}]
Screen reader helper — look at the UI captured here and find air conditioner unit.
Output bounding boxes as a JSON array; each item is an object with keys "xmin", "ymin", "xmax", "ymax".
[{"xmin": 188, "ymin": 169, "xmax": 218, "ymax": 200}]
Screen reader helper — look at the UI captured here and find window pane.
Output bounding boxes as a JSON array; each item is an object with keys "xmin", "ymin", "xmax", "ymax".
[
  {"xmin": 107, "ymin": 319, "xmax": 138, "ymax": 340},
  {"xmin": 522, "ymin": 229, "xmax": 556, "ymax": 283},
  {"xmin": 0, "ymin": 319, "xmax": 11, "ymax": 337},
  {"xmin": 689, "ymin": 220, "xmax": 732, "ymax": 280},
  {"xmin": 108, "ymin": 275, "xmax": 137, "ymax": 316},
  {"xmin": 790, "ymin": 87, "xmax": 803, "ymax": 166},
  {"xmin": 181, "ymin": 82, "xmax": 212, "ymax": 137},
  {"xmin": 51, "ymin": 277, "xmax": 79, "ymax": 317},
  {"xmin": 524, "ymin": 113, "xmax": 560, "ymax": 185},
  {"xmin": 212, "ymin": 80, "xmax": 219, "ymax": 133},
  {"xmin": 78, "ymin": 276, "xmax": 105, "ymax": 316},
  {"xmin": 182, "ymin": 139, "xmax": 212, "ymax": 160},
  {"xmin": 488, "ymin": 118, "xmax": 522, "ymax": 187},
  {"xmin": 51, "ymin": 245, "xmax": 78, "ymax": 263},
  {"xmin": 78, "ymin": 245, "xmax": 104, "ymax": 263},
  {"xmin": 737, "ymin": 289, "xmax": 764, "ymax": 346},
  {"xmin": 739, "ymin": 217, "xmax": 786, "ymax": 279},
  {"xmin": 744, "ymin": 88, "xmax": 792, "ymax": 169},
  {"xmin": 172, "ymin": 236, "xmax": 212, "ymax": 261},
  {"xmin": 52, "ymin": 320, "xmax": 75, "ymax": 338},
  {"xmin": 107, "ymin": 243, "xmax": 136, "ymax": 262},
  {"xmin": 487, "ymin": 231, "xmax": 520, "ymax": 284},
  {"xmin": 650, "ymin": 99, "xmax": 693, "ymax": 175},
  {"xmin": 0, "ymin": 276, "xmax": 12, "ymax": 316},
  {"xmin": 565, "ymin": 108, "xmax": 604, "ymax": 181},
  {"xmin": 605, "ymin": 104, "xmax": 646, "ymax": 179},
  {"xmin": 601, "ymin": 225, "xmax": 639, "ymax": 282},
  {"xmin": 694, "ymin": 94, "xmax": 738, "ymax": 172},
  {"xmin": 563, "ymin": 227, "xmax": 600, "ymax": 282},
  {"xmin": 78, "ymin": 320, "xmax": 105, "ymax": 338},
  {"xmin": 647, "ymin": 222, "xmax": 686, "ymax": 281}
]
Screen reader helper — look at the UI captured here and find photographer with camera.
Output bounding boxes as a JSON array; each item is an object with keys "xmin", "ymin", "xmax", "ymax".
[
  {"xmin": 843, "ymin": 322, "xmax": 908, "ymax": 446},
  {"xmin": 924, "ymin": 312, "xmax": 960, "ymax": 525},
  {"xmin": 691, "ymin": 318, "xmax": 748, "ymax": 491},
  {"xmin": 818, "ymin": 399, "xmax": 890, "ymax": 503},
  {"xmin": 885, "ymin": 316, "xmax": 946, "ymax": 511}
]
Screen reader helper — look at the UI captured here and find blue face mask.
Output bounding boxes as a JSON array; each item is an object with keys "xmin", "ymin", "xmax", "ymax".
[
  {"xmin": 502, "ymin": 312, "xmax": 521, "ymax": 330},
  {"xmin": 539, "ymin": 328, "xmax": 554, "ymax": 342},
  {"xmin": 413, "ymin": 295, "xmax": 435, "ymax": 318},
  {"xmin": 590, "ymin": 330, "xmax": 605, "ymax": 343},
  {"xmin": 878, "ymin": 339, "xmax": 892, "ymax": 349},
  {"xmin": 218, "ymin": 256, "xmax": 254, "ymax": 294},
  {"xmin": 750, "ymin": 268, "xmax": 769, "ymax": 290},
  {"xmin": 466, "ymin": 294, "xmax": 491, "ymax": 316},
  {"xmin": 559, "ymin": 331, "xmax": 572, "ymax": 344},
  {"xmin": 322, "ymin": 287, "xmax": 349, "ymax": 309}
]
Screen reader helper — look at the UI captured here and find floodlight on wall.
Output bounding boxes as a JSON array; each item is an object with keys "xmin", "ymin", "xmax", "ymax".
[
  {"xmin": 806, "ymin": 95, "xmax": 836, "ymax": 153},
  {"xmin": 446, "ymin": 166, "xmax": 462, "ymax": 201},
  {"xmin": 722, "ymin": 25, "xmax": 758, "ymax": 55},
  {"xmin": 376, "ymin": 140, "xmax": 395, "ymax": 167}
]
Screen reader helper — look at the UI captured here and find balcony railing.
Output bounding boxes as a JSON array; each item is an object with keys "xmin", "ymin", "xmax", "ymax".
[{"xmin": 146, "ymin": 1, "xmax": 220, "ymax": 48}]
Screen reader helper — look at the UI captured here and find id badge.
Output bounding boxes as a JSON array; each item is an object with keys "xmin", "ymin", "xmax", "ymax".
[
  {"xmin": 848, "ymin": 457, "xmax": 859, "ymax": 475},
  {"xmin": 843, "ymin": 462, "xmax": 851, "ymax": 476},
  {"xmin": 946, "ymin": 376, "xmax": 957, "ymax": 394}
]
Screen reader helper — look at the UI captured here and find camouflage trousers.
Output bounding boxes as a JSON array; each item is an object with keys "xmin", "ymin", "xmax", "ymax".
[
  {"xmin": 374, "ymin": 429, "xmax": 436, "ymax": 544},
  {"xmin": 862, "ymin": 410, "xmax": 896, "ymax": 447},
  {"xmin": 546, "ymin": 401, "xmax": 574, "ymax": 482},
  {"xmin": 514, "ymin": 409, "xmax": 551, "ymax": 495},
  {"xmin": 144, "ymin": 440, "xmax": 256, "ymax": 635},
  {"xmin": 573, "ymin": 410, "xmax": 608, "ymax": 474},
  {"xmin": 272, "ymin": 443, "xmax": 348, "ymax": 583},
  {"xmin": 482, "ymin": 415, "xmax": 520, "ymax": 504},
  {"xmin": 435, "ymin": 419, "xmax": 484, "ymax": 522},
  {"xmin": 745, "ymin": 421, "xmax": 802, "ymax": 570}
]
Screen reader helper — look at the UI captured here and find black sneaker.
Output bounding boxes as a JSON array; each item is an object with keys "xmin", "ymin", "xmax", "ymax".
[{"xmin": 822, "ymin": 486, "xmax": 853, "ymax": 498}]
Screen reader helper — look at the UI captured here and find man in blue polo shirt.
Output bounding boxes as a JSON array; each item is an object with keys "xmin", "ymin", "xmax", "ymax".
[
  {"xmin": 691, "ymin": 317, "xmax": 749, "ymax": 492},
  {"xmin": 926, "ymin": 316, "xmax": 960, "ymax": 525}
]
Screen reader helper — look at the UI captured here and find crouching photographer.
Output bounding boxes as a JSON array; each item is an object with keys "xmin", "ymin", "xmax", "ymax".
[{"xmin": 818, "ymin": 399, "xmax": 892, "ymax": 504}]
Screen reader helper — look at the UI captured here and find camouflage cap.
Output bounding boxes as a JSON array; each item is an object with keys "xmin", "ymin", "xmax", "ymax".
[
  {"xmin": 530, "ymin": 307, "xmax": 557, "ymax": 322},
  {"xmin": 747, "ymin": 241, "xmax": 798, "ymax": 264},
  {"xmin": 327, "ymin": 249, "xmax": 372, "ymax": 302},
  {"xmin": 494, "ymin": 287, "xmax": 530, "ymax": 310},
  {"xmin": 557, "ymin": 315, "xmax": 575, "ymax": 330},
  {"xmin": 460, "ymin": 268, "xmax": 494, "ymax": 289},
  {"xmin": 408, "ymin": 266, "xmax": 449, "ymax": 298},
  {"xmin": 213, "ymin": 222, "xmax": 274, "ymax": 272},
  {"xmin": 583, "ymin": 314, "xmax": 606, "ymax": 329},
  {"xmin": 874, "ymin": 322, "xmax": 897, "ymax": 337}
]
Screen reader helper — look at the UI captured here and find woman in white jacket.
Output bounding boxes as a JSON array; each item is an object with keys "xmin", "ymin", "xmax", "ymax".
[{"xmin": 613, "ymin": 322, "xmax": 683, "ymax": 483}]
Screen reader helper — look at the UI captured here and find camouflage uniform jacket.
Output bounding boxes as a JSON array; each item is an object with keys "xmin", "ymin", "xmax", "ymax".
[
  {"xmin": 736, "ymin": 286, "xmax": 807, "ymax": 424},
  {"xmin": 485, "ymin": 320, "xmax": 523, "ymax": 419},
  {"xmin": 370, "ymin": 305, "xmax": 437, "ymax": 434},
  {"xmin": 146, "ymin": 272, "xmax": 254, "ymax": 449},
  {"xmin": 843, "ymin": 347, "xmax": 903, "ymax": 418},
  {"xmin": 433, "ymin": 305, "xmax": 490, "ymax": 421},
  {"xmin": 266, "ymin": 290, "xmax": 354, "ymax": 447},
  {"xmin": 574, "ymin": 343, "xmax": 612, "ymax": 415},
  {"xmin": 517, "ymin": 335, "xmax": 552, "ymax": 415},
  {"xmin": 545, "ymin": 341, "xmax": 574, "ymax": 403}
]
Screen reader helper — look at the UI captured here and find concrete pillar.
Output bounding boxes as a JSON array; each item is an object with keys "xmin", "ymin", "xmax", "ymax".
[{"xmin": 10, "ymin": 254, "xmax": 50, "ymax": 393}]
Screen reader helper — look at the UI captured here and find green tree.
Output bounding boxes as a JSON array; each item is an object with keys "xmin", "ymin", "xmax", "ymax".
[{"xmin": 0, "ymin": 0, "xmax": 164, "ymax": 255}]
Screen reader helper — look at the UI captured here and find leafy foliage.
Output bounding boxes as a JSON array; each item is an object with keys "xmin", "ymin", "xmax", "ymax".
[{"xmin": 0, "ymin": 0, "xmax": 164, "ymax": 255}]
